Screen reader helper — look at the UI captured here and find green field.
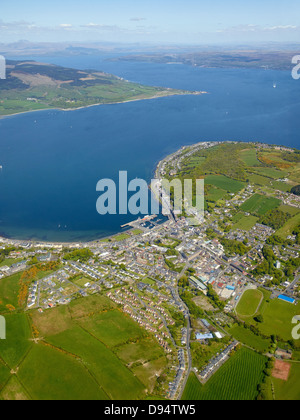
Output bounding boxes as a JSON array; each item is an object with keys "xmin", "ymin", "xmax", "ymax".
[
  {"xmin": 248, "ymin": 174, "xmax": 272, "ymax": 186},
  {"xmin": 229, "ymin": 326, "xmax": 271, "ymax": 353},
  {"xmin": 273, "ymin": 363, "xmax": 300, "ymax": 400},
  {"xmin": 77, "ymin": 310, "xmax": 146, "ymax": 348},
  {"xmin": 0, "ymin": 375, "xmax": 30, "ymax": 400},
  {"xmin": 18, "ymin": 343, "xmax": 108, "ymax": 400},
  {"xmin": 241, "ymin": 194, "xmax": 281, "ymax": 216},
  {"xmin": 47, "ymin": 326, "xmax": 145, "ymax": 400},
  {"xmin": 205, "ymin": 175, "xmax": 245, "ymax": 194},
  {"xmin": 232, "ymin": 214, "xmax": 259, "ymax": 231},
  {"xmin": 278, "ymin": 204, "xmax": 300, "ymax": 216},
  {"xmin": 182, "ymin": 347, "xmax": 266, "ymax": 400},
  {"xmin": 206, "ymin": 186, "xmax": 227, "ymax": 202},
  {"xmin": 255, "ymin": 299, "xmax": 300, "ymax": 341},
  {"xmin": 0, "ymin": 272, "xmax": 22, "ymax": 312},
  {"xmin": 276, "ymin": 212, "xmax": 300, "ymax": 238},
  {"xmin": 240, "ymin": 149, "xmax": 262, "ymax": 167},
  {"xmin": 0, "ymin": 291, "xmax": 167, "ymax": 399},
  {"xmin": 0, "ymin": 313, "xmax": 32, "ymax": 369},
  {"xmin": 251, "ymin": 167, "xmax": 288, "ymax": 179},
  {"xmin": 236, "ymin": 289, "xmax": 263, "ymax": 317}
]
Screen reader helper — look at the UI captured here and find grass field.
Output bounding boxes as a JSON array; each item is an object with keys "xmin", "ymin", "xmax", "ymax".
[
  {"xmin": 205, "ymin": 175, "xmax": 245, "ymax": 194},
  {"xmin": 0, "ymin": 272, "xmax": 22, "ymax": 312},
  {"xmin": 232, "ymin": 214, "xmax": 259, "ymax": 231},
  {"xmin": 46, "ymin": 326, "xmax": 145, "ymax": 400},
  {"xmin": 77, "ymin": 310, "xmax": 146, "ymax": 348},
  {"xmin": 0, "ymin": 290, "xmax": 168, "ymax": 399},
  {"xmin": 0, "ymin": 375, "xmax": 30, "ymax": 400},
  {"xmin": 0, "ymin": 313, "xmax": 32, "ymax": 369},
  {"xmin": 236, "ymin": 289, "xmax": 263, "ymax": 317},
  {"xmin": 182, "ymin": 347, "xmax": 266, "ymax": 400},
  {"xmin": 245, "ymin": 296, "xmax": 300, "ymax": 342},
  {"xmin": 276, "ymin": 212, "xmax": 300, "ymax": 238},
  {"xmin": 278, "ymin": 205, "xmax": 300, "ymax": 216},
  {"xmin": 240, "ymin": 149, "xmax": 262, "ymax": 167},
  {"xmin": 251, "ymin": 167, "xmax": 288, "ymax": 180},
  {"xmin": 18, "ymin": 343, "xmax": 108, "ymax": 400},
  {"xmin": 241, "ymin": 194, "xmax": 281, "ymax": 216},
  {"xmin": 248, "ymin": 174, "xmax": 272, "ymax": 187},
  {"xmin": 206, "ymin": 186, "xmax": 227, "ymax": 202},
  {"xmin": 273, "ymin": 363, "xmax": 300, "ymax": 400},
  {"xmin": 229, "ymin": 326, "xmax": 271, "ymax": 353}
]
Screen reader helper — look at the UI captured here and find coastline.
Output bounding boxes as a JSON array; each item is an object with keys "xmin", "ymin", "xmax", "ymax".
[
  {"xmin": 0, "ymin": 140, "xmax": 296, "ymax": 246},
  {"xmin": 0, "ymin": 90, "xmax": 206, "ymax": 120}
]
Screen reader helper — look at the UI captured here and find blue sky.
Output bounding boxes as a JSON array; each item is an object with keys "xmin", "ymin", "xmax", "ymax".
[{"xmin": 1, "ymin": 0, "xmax": 299, "ymax": 44}]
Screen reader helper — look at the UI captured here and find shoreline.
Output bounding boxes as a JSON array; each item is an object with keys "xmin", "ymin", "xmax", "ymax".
[
  {"xmin": 0, "ymin": 140, "xmax": 297, "ymax": 246},
  {"xmin": 0, "ymin": 90, "xmax": 205, "ymax": 120}
]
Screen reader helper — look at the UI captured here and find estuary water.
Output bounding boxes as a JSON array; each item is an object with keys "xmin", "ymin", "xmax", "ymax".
[{"xmin": 0, "ymin": 54, "xmax": 299, "ymax": 242}]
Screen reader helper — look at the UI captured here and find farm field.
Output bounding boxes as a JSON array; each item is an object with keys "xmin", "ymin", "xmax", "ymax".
[
  {"xmin": 251, "ymin": 167, "xmax": 288, "ymax": 179},
  {"xmin": 278, "ymin": 204, "xmax": 300, "ymax": 216},
  {"xmin": 0, "ymin": 313, "xmax": 32, "ymax": 368},
  {"xmin": 182, "ymin": 347, "xmax": 266, "ymax": 400},
  {"xmin": 204, "ymin": 175, "xmax": 245, "ymax": 194},
  {"xmin": 18, "ymin": 343, "xmax": 108, "ymax": 400},
  {"xmin": 248, "ymin": 174, "xmax": 272, "ymax": 187},
  {"xmin": 276, "ymin": 212, "xmax": 300, "ymax": 238},
  {"xmin": 241, "ymin": 194, "xmax": 281, "ymax": 216},
  {"xmin": 0, "ymin": 375, "xmax": 30, "ymax": 401},
  {"xmin": 206, "ymin": 186, "xmax": 227, "ymax": 202},
  {"xmin": 236, "ymin": 289, "xmax": 263, "ymax": 317},
  {"xmin": 76, "ymin": 309, "xmax": 147, "ymax": 348},
  {"xmin": 240, "ymin": 149, "xmax": 262, "ymax": 167},
  {"xmin": 0, "ymin": 291, "xmax": 167, "ymax": 400},
  {"xmin": 0, "ymin": 272, "xmax": 22, "ymax": 312}
]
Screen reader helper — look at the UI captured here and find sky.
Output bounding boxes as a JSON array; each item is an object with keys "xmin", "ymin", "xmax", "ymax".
[{"xmin": 0, "ymin": 0, "xmax": 299, "ymax": 45}]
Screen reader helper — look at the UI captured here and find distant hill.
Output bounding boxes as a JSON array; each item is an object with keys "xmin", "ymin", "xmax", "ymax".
[{"xmin": 0, "ymin": 60, "xmax": 199, "ymax": 116}]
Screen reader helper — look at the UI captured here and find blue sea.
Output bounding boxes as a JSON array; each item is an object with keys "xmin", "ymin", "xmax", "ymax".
[{"xmin": 0, "ymin": 54, "xmax": 299, "ymax": 242}]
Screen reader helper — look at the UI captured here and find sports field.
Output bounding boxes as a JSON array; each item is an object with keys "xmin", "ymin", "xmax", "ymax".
[
  {"xmin": 236, "ymin": 289, "xmax": 263, "ymax": 317},
  {"xmin": 182, "ymin": 347, "xmax": 266, "ymax": 400}
]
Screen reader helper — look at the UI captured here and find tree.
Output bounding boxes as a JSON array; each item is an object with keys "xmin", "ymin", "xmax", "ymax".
[{"xmin": 254, "ymin": 315, "xmax": 264, "ymax": 323}]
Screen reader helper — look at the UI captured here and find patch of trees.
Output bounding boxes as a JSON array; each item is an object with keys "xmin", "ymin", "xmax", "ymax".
[
  {"xmin": 220, "ymin": 238, "xmax": 250, "ymax": 257},
  {"xmin": 260, "ymin": 209, "xmax": 291, "ymax": 230},
  {"xmin": 206, "ymin": 285, "xmax": 225, "ymax": 310},
  {"xmin": 179, "ymin": 290, "xmax": 204, "ymax": 318},
  {"xmin": 291, "ymin": 185, "xmax": 300, "ymax": 196},
  {"xmin": 252, "ymin": 245, "xmax": 284, "ymax": 284},
  {"xmin": 63, "ymin": 248, "xmax": 93, "ymax": 263},
  {"xmin": 0, "ymin": 246, "xmax": 17, "ymax": 263},
  {"xmin": 281, "ymin": 151, "xmax": 300, "ymax": 163}
]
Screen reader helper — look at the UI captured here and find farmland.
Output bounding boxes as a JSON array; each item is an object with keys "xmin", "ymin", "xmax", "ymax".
[
  {"xmin": 241, "ymin": 194, "xmax": 281, "ymax": 216},
  {"xmin": 0, "ymin": 292, "xmax": 168, "ymax": 400},
  {"xmin": 182, "ymin": 347, "xmax": 267, "ymax": 400},
  {"xmin": 205, "ymin": 175, "xmax": 245, "ymax": 194}
]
